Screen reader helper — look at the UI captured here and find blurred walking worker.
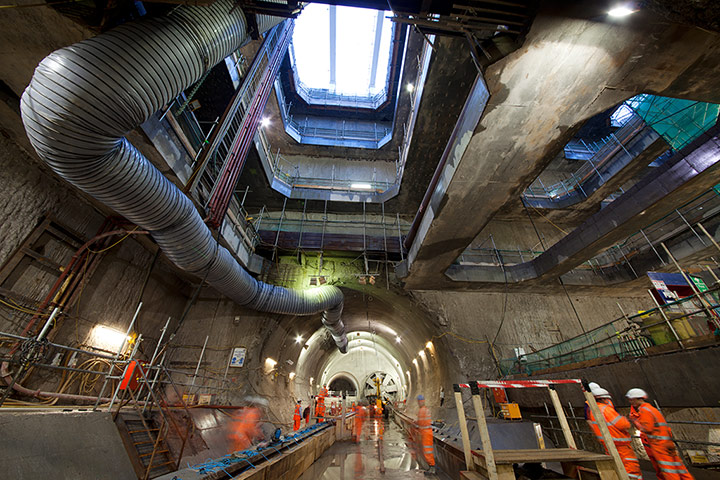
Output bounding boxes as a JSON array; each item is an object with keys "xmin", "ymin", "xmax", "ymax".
[
  {"xmin": 586, "ymin": 387, "xmax": 642, "ymax": 480},
  {"xmin": 293, "ymin": 399, "xmax": 302, "ymax": 431},
  {"xmin": 416, "ymin": 394, "xmax": 435, "ymax": 475},
  {"xmin": 627, "ymin": 388, "xmax": 693, "ymax": 480},
  {"xmin": 229, "ymin": 406, "xmax": 261, "ymax": 452}
]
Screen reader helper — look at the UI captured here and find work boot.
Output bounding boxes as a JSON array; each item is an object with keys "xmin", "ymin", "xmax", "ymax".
[{"xmin": 424, "ymin": 466, "xmax": 436, "ymax": 475}]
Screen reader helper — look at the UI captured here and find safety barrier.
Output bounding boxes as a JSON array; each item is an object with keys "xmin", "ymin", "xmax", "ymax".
[
  {"xmin": 453, "ymin": 379, "xmax": 628, "ymax": 480},
  {"xmin": 499, "ymin": 285, "xmax": 720, "ymax": 376}
]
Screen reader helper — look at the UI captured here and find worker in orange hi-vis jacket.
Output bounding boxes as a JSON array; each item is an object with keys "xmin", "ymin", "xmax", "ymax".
[
  {"xmin": 228, "ymin": 406, "xmax": 261, "ymax": 452},
  {"xmin": 353, "ymin": 403, "xmax": 366, "ymax": 443},
  {"xmin": 316, "ymin": 384, "xmax": 328, "ymax": 422},
  {"xmin": 416, "ymin": 394, "xmax": 435, "ymax": 475},
  {"xmin": 586, "ymin": 387, "xmax": 643, "ymax": 480},
  {"xmin": 627, "ymin": 388, "xmax": 693, "ymax": 480},
  {"xmin": 293, "ymin": 400, "xmax": 302, "ymax": 431}
]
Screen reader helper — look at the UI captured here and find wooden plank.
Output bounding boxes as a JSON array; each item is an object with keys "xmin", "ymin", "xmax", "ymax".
[
  {"xmin": 454, "ymin": 387, "xmax": 474, "ymax": 471},
  {"xmin": 583, "ymin": 391, "xmax": 629, "ymax": 480},
  {"xmin": 475, "ymin": 448, "xmax": 611, "ymax": 464},
  {"xmin": 547, "ymin": 387, "xmax": 577, "ymax": 449},
  {"xmin": 470, "ymin": 385, "xmax": 498, "ymax": 480},
  {"xmin": 461, "ymin": 471, "xmax": 486, "ymax": 480},
  {"xmin": 595, "ymin": 459, "xmax": 621, "ymax": 480}
]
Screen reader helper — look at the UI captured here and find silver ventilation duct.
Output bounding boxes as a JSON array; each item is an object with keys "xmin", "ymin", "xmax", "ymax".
[{"xmin": 20, "ymin": 0, "xmax": 348, "ymax": 353}]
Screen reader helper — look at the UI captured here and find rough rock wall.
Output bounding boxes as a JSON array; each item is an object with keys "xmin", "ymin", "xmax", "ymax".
[{"xmin": 410, "ymin": 290, "xmax": 654, "ymax": 380}]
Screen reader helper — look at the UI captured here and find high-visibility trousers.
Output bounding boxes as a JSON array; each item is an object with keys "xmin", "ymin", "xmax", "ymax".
[
  {"xmin": 616, "ymin": 443, "xmax": 643, "ymax": 480},
  {"xmin": 421, "ymin": 429, "xmax": 435, "ymax": 467},
  {"xmin": 643, "ymin": 440, "xmax": 693, "ymax": 480},
  {"xmin": 293, "ymin": 417, "xmax": 301, "ymax": 431},
  {"xmin": 354, "ymin": 419, "xmax": 363, "ymax": 442}
]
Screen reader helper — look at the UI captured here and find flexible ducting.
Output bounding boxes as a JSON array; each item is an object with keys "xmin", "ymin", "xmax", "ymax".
[{"xmin": 20, "ymin": 0, "xmax": 347, "ymax": 352}]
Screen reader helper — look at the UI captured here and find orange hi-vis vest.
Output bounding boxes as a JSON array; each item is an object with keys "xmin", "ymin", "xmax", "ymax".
[
  {"xmin": 294, "ymin": 404, "xmax": 301, "ymax": 420},
  {"xmin": 587, "ymin": 401, "xmax": 632, "ymax": 445},
  {"xmin": 632, "ymin": 402, "xmax": 673, "ymax": 446}
]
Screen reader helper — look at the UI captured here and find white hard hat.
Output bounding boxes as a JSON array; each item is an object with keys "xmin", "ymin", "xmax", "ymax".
[
  {"xmin": 625, "ymin": 388, "xmax": 648, "ymax": 399},
  {"xmin": 593, "ymin": 388, "xmax": 612, "ymax": 399},
  {"xmin": 588, "ymin": 382, "xmax": 601, "ymax": 391}
]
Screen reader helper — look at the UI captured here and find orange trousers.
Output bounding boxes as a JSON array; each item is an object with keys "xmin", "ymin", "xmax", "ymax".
[
  {"xmin": 643, "ymin": 440, "xmax": 693, "ymax": 480},
  {"xmin": 421, "ymin": 429, "xmax": 435, "ymax": 467},
  {"xmin": 293, "ymin": 417, "xmax": 301, "ymax": 431},
  {"xmin": 616, "ymin": 444, "xmax": 642, "ymax": 480}
]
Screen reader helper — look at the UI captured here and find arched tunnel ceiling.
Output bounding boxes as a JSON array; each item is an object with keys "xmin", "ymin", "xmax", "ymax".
[{"xmin": 283, "ymin": 286, "xmax": 447, "ymax": 399}]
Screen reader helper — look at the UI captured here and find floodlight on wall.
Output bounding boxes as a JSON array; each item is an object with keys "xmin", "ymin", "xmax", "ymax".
[
  {"xmin": 418, "ymin": 350, "xmax": 425, "ymax": 357},
  {"xmin": 412, "ymin": 359, "xmax": 418, "ymax": 365},
  {"xmin": 88, "ymin": 325, "xmax": 130, "ymax": 352},
  {"xmin": 425, "ymin": 341, "xmax": 434, "ymax": 350},
  {"xmin": 406, "ymin": 83, "xmax": 414, "ymax": 92},
  {"xmin": 351, "ymin": 183, "xmax": 372, "ymax": 190},
  {"xmin": 265, "ymin": 357, "xmax": 277, "ymax": 369},
  {"xmin": 295, "ymin": 335, "xmax": 303, "ymax": 344},
  {"xmin": 395, "ymin": 336, "xmax": 401, "ymax": 343},
  {"xmin": 310, "ymin": 377, "xmax": 314, "ymax": 385},
  {"xmin": 289, "ymin": 372, "xmax": 296, "ymax": 380},
  {"xmin": 608, "ymin": 4, "xmax": 635, "ymax": 17},
  {"xmin": 260, "ymin": 117, "xmax": 271, "ymax": 127}
]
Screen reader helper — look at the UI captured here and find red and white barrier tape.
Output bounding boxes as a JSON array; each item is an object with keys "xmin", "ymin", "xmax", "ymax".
[{"xmin": 457, "ymin": 379, "xmax": 582, "ymax": 389}]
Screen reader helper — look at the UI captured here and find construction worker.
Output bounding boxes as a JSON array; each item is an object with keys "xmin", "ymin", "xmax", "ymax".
[
  {"xmin": 627, "ymin": 389, "xmax": 693, "ymax": 480},
  {"xmin": 353, "ymin": 402, "xmax": 365, "ymax": 443},
  {"xmin": 316, "ymin": 385, "xmax": 328, "ymax": 422},
  {"xmin": 586, "ymin": 387, "xmax": 642, "ymax": 480},
  {"xmin": 228, "ymin": 405, "xmax": 261, "ymax": 452},
  {"xmin": 303, "ymin": 399, "xmax": 311, "ymax": 426},
  {"xmin": 416, "ymin": 394, "xmax": 435, "ymax": 475},
  {"xmin": 293, "ymin": 399, "xmax": 302, "ymax": 431}
]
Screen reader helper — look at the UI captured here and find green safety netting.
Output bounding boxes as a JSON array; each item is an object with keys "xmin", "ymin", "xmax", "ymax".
[
  {"xmin": 625, "ymin": 94, "xmax": 720, "ymax": 151},
  {"xmin": 498, "ymin": 321, "xmax": 652, "ymax": 376}
]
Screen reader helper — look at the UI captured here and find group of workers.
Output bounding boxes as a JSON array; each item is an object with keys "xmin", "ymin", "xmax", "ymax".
[
  {"xmin": 586, "ymin": 383, "xmax": 693, "ymax": 480},
  {"xmin": 293, "ymin": 384, "xmax": 338, "ymax": 431}
]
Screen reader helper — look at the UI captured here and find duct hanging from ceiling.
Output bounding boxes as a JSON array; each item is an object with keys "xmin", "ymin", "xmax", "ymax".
[{"xmin": 19, "ymin": 0, "xmax": 347, "ymax": 353}]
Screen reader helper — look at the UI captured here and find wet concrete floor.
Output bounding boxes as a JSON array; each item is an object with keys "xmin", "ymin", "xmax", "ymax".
[{"xmin": 298, "ymin": 417, "xmax": 453, "ymax": 479}]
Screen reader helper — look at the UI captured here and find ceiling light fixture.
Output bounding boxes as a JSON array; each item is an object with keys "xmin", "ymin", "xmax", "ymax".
[
  {"xmin": 260, "ymin": 117, "xmax": 271, "ymax": 127},
  {"xmin": 608, "ymin": 5, "xmax": 635, "ymax": 17},
  {"xmin": 351, "ymin": 182, "xmax": 372, "ymax": 190},
  {"xmin": 406, "ymin": 83, "xmax": 414, "ymax": 92}
]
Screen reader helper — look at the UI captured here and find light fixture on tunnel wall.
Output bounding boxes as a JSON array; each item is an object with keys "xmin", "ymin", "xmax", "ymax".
[
  {"xmin": 295, "ymin": 335, "xmax": 303, "ymax": 344},
  {"xmin": 418, "ymin": 350, "xmax": 425, "ymax": 357},
  {"xmin": 406, "ymin": 83, "xmax": 414, "ymax": 92},
  {"xmin": 265, "ymin": 357, "xmax": 277, "ymax": 370},
  {"xmin": 608, "ymin": 4, "xmax": 635, "ymax": 17},
  {"xmin": 310, "ymin": 377, "xmax": 314, "ymax": 385},
  {"xmin": 395, "ymin": 336, "xmax": 401, "ymax": 343},
  {"xmin": 412, "ymin": 359, "xmax": 418, "ymax": 365},
  {"xmin": 289, "ymin": 372, "xmax": 296, "ymax": 380},
  {"xmin": 425, "ymin": 341, "xmax": 434, "ymax": 350},
  {"xmin": 260, "ymin": 117, "xmax": 271, "ymax": 127},
  {"xmin": 88, "ymin": 325, "xmax": 131, "ymax": 353},
  {"xmin": 351, "ymin": 183, "xmax": 372, "ymax": 190}
]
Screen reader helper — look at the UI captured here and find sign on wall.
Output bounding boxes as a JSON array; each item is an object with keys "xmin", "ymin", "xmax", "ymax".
[{"xmin": 229, "ymin": 347, "xmax": 247, "ymax": 368}]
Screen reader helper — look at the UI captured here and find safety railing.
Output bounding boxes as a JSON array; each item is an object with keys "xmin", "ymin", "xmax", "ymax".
[
  {"xmin": 252, "ymin": 207, "xmax": 410, "ymax": 254},
  {"xmin": 188, "ymin": 21, "xmax": 291, "ymax": 208},
  {"xmin": 455, "ymin": 186, "xmax": 720, "ymax": 279},
  {"xmin": 499, "ymin": 285, "xmax": 720, "ymax": 376},
  {"xmin": 524, "ymin": 114, "xmax": 647, "ymax": 200},
  {"xmin": 259, "ymin": 32, "xmax": 434, "ymax": 201}
]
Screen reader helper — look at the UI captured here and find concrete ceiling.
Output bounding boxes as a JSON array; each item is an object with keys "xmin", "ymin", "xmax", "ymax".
[{"xmin": 400, "ymin": 5, "xmax": 720, "ymax": 290}]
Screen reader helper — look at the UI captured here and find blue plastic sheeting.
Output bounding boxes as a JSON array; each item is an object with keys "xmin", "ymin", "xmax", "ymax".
[{"xmin": 182, "ymin": 422, "xmax": 330, "ymax": 478}]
